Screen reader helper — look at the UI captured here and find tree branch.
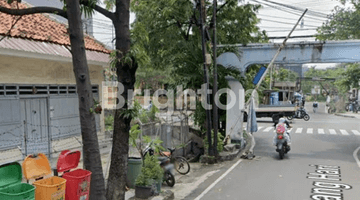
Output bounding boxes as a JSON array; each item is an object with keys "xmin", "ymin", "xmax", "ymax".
[
  {"xmin": 80, "ymin": 0, "xmax": 115, "ymax": 21},
  {"xmin": 216, "ymin": 1, "xmax": 229, "ymax": 13},
  {"xmin": 0, "ymin": 15, "xmax": 22, "ymax": 42},
  {"xmin": 0, "ymin": 6, "xmax": 67, "ymax": 19}
]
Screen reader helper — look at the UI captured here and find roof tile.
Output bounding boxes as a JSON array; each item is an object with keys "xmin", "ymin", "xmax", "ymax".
[{"xmin": 0, "ymin": 0, "xmax": 111, "ymax": 54}]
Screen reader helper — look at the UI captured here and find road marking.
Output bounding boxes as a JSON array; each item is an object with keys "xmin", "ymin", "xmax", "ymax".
[
  {"xmin": 352, "ymin": 130, "xmax": 360, "ymax": 136},
  {"xmin": 318, "ymin": 129, "xmax": 325, "ymax": 134},
  {"xmin": 257, "ymin": 126, "xmax": 263, "ymax": 131},
  {"xmin": 307, "ymin": 128, "xmax": 313, "ymax": 134},
  {"xmin": 329, "ymin": 129, "xmax": 337, "ymax": 135},
  {"xmin": 263, "ymin": 127, "xmax": 273, "ymax": 132},
  {"xmin": 353, "ymin": 146, "xmax": 360, "ymax": 168},
  {"xmin": 295, "ymin": 128, "xmax": 302, "ymax": 133},
  {"xmin": 340, "ymin": 129, "xmax": 349, "ymax": 135},
  {"xmin": 194, "ymin": 159, "xmax": 244, "ymax": 200},
  {"xmin": 288, "ymin": 128, "xmax": 293, "ymax": 133}
]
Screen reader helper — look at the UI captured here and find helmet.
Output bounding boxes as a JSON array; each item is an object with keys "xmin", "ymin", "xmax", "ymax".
[{"xmin": 279, "ymin": 118, "xmax": 286, "ymax": 124}]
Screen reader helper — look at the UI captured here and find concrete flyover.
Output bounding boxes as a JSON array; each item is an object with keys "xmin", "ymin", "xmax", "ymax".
[{"xmin": 216, "ymin": 40, "xmax": 360, "ymax": 73}]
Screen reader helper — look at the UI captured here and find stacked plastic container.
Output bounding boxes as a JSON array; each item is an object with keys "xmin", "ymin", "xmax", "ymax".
[
  {"xmin": 22, "ymin": 153, "xmax": 66, "ymax": 200},
  {"xmin": 0, "ymin": 162, "xmax": 35, "ymax": 200},
  {"xmin": 57, "ymin": 150, "xmax": 92, "ymax": 200}
]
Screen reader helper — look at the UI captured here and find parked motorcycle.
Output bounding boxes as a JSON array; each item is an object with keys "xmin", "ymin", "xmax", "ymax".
[
  {"xmin": 143, "ymin": 142, "xmax": 176, "ymax": 187},
  {"xmin": 274, "ymin": 123, "xmax": 290, "ymax": 159},
  {"xmin": 287, "ymin": 107, "xmax": 310, "ymax": 121}
]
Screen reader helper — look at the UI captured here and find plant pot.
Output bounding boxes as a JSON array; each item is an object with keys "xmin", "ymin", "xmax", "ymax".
[
  {"xmin": 135, "ymin": 185, "xmax": 153, "ymax": 199},
  {"xmin": 127, "ymin": 157, "xmax": 143, "ymax": 188},
  {"xmin": 153, "ymin": 179, "xmax": 162, "ymax": 195}
]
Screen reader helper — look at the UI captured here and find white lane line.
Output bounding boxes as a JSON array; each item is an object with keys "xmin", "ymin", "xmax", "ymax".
[
  {"xmin": 329, "ymin": 129, "xmax": 337, "ymax": 135},
  {"xmin": 257, "ymin": 127, "xmax": 263, "ymax": 131},
  {"xmin": 340, "ymin": 129, "xmax": 349, "ymax": 135},
  {"xmin": 352, "ymin": 130, "xmax": 360, "ymax": 136},
  {"xmin": 318, "ymin": 129, "xmax": 325, "ymax": 134},
  {"xmin": 353, "ymin": 146, "xmax": 360, "ymax": 168},
  {"xmin": 307, "ymin": 128, "xmax": 313, "ymax": 134},
  {"xmin": 288, "ymin": 128, "xmax": 293, "ymax": 133},
  {"xmin": 295, "ymin": 128, "xmax": 302, "ymax": 133},
  {"xmin": 263, "ymin": 127, "xmax": 273, "ymax": 132},
  {"xmin": 194, "ymin": 159, "xmax": 244, "ymax": 200}
]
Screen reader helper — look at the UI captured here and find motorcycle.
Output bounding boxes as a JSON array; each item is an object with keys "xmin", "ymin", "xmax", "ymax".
[
  {"xmin": 287, "ymin": 107, "xmax": 310, "ymax": 121},
  {"xmin": 274, "ymin": 123, "xmax": 290, "ymax": 159},
  {"xmin": 143, "ymin": 142, "xmax": 176, "ymax": 187}
]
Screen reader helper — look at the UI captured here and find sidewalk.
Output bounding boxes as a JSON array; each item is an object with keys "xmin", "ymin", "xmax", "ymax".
[
  {"xmin": 125, "ymin": 156, "xmax": 242, "ymax": 200},
  {"xmin": 334, "ymin": 112, "xmax": 360, "ymax": 119},
  {"xmin": 125, "ymin": 145, "xmax": 243, "ymax": 200},
  {"xmin": 1, "ymin": 135, "xmax": 243, "ymax": 200}
]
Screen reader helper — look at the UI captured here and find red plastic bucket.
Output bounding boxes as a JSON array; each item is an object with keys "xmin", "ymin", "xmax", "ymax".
[
  {"xmin": 63, "ymin": 169, "xmax": 91, "ymax": 200},
  {"xmin": 57, "ymin": 150, "xmax": 92, "ymax": 200}
]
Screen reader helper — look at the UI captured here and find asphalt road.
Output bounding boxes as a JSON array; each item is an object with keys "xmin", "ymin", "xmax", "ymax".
[{"xmin": 186, "ymin": 102, "xmax": 360, "ymax": 200}]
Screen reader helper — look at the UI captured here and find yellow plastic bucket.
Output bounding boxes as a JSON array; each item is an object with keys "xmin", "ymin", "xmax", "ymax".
[{"xmin": 23, "ymin": 153, "xmax": 66, "ymax": 200}]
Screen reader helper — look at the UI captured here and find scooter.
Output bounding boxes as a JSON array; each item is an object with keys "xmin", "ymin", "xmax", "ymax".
[
  {"xmin": 287, "ymin": 107, "xmax": 310, "ymax": 121},
  {"xmin": 275, "ymin": 123, "xmax": 290, "ymax": 159},
  {"xmin": 143, "ymin": 142, "xmax": 176, "ymax": 187}
]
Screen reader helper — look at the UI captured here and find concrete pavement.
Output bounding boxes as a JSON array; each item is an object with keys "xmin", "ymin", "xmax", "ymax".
[
  {"xmin": 125, "ymin": 148, "xmax": 244, "ymax": 200},
  {"xmin": 335, "ymin": 112, "xmax": 360, "ymax": 119}
]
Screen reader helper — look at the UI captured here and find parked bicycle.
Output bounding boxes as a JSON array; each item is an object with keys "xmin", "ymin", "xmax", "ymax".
[
  {"xmin": 144, "ymin": 143, "xmax": 190, "ymax": 175},
  {"xmin": 160, "ymin": 148, "xmax": 190, "ymax": 175}
]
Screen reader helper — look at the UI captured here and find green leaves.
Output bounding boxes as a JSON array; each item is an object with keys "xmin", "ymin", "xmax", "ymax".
[
  {"xmin": 135, "ymin": 155, "xmax": 164, "ymax": 186},
  {"xmin": 317, "ymin": 1, "xmax": 360, "ymax": 40}
]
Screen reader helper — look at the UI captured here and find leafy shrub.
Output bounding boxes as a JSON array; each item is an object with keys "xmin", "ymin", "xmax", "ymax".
[
  {"xmin": 105, "ymin": 115, "xmax": 114, "ymax": 131},
  {"xmin": 204, "ymin": 130, "xmax": 224, "ymax": 153},
  {"xmin": 135, "ymin": 155, "xmax": 164, "ymax": 186}
]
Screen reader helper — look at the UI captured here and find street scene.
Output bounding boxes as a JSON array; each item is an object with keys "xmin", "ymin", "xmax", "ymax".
[
  {"xmin": 0, "ymin": 0, "xmax": 360, "ymax": 200},
  {"xmin": 184, "ymin": 102, "xmax": 360, "ymax": 200}
]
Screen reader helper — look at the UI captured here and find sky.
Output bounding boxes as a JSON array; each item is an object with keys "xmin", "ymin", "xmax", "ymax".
[
  {"xmin": 251, "ymin": 0, "xmax": 343, "ymax": 42},
  {"xmin": 22, "ymin": 0, "xmax": 348, "ymax": 69},
  {"xmin": 91, "ymin": 0, "xmax": 348, "ymax": 69},
  {"xmin": 92, "ymin": 0, "xmax": 345, "ymax": 47},
  {"xmin": 247, "ymin": 0, "xmax": 350, "ymax": 69}
]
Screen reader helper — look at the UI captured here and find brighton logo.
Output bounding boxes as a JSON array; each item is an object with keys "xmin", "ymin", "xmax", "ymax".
[{"xmin": 101, "ymin": 81, "xmax": 246, "ymax": 112}]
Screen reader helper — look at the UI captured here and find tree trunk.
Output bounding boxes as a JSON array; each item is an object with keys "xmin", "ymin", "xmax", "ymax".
[
  {"xmin": 106, "ymin": 1, "xmax": 135, "ymax": 200},
  {"xmin": 65, "ymin": 1, "xmax": 106, "ymax": 200}
]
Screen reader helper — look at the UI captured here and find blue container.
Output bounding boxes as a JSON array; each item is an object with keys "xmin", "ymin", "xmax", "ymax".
[{"xmin": 270, "ymin": 92, "xmax": 279, "ymax": 105}]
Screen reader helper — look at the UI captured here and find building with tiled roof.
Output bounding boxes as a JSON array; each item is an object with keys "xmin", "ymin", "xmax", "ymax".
[{"xmin": 0, "ymin": 0, "xmax": 110, "ymax": 157}]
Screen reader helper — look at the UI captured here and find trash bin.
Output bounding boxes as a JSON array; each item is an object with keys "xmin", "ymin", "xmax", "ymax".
[
  {"xmin": 57, "ymin": 150, "xmax": 92, "ymax": 200},
  {"xmin": 127, "ymin": 157, "xmax": 143, "ymax": 188},
  {"xmin": 0, "ymin": 162, "xmax": 35, "ymax": 200},
  {"xmin": 22, "ymin": 153, "xmax": 66, "ymax": 200}
]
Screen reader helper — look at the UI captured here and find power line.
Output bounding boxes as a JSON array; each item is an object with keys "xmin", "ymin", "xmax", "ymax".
[
  {"xmin": 258, "ymin": 0, "xmax": 330, "ymax": 18},
  {"xmin": 250, "ymin": 0, "xmax": 330, "ymax": 20},
  {"xmin": 258, "ymin": 13, "xmax": 325, "ymax": 23},
  {"xmin": 267, "ymin": 35, "xmax": 316, "ymax": 39},
  {"xmin": 260, "ymin": 18, "xmax": 320, "ymax": 28},
  {"xmin": 264, "ymin": 28, "xmax": 318, "ymax": 32}
]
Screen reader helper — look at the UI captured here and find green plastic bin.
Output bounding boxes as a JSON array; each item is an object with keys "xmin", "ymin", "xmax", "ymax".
[
  {"xmin": 127, "ymin": 157, "xmax": 142, "ymax": 188},
  {"xmin": 0, "ymin": 162, "xmax": 35, "ymax": 200}
]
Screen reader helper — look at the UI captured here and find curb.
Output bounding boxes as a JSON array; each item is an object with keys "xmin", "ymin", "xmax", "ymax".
[
  {"xmin": 217, "ymin": 148, "xmax": 243, "ymax": 162},
  {"xmin": 127, "ymin": 189, "xmax": 174, "ymax": 200},
  {"xmin": 334, "ymin": 113, "xmax": 356, "ymax": 118}
]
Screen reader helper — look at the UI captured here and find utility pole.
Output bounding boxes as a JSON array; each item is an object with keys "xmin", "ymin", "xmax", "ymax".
[
  {"xmin": 199, "ymin": 0, "xmax": 214, "ymax": 156},
  {"xmin": 212, "ymin": 0, "xmax": 218, "ymax": 156}
]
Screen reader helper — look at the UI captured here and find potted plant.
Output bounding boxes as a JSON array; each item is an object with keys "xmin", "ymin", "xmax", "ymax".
[{"xmin": 135, "ymin": 155, "xmax": 164, "ymax": 198}]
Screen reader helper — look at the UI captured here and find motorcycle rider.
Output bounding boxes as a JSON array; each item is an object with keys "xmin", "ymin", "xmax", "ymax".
[
  {"xmin": 273, "ymin": 117, "xmax": 291, "ymax": 151},
  {"xmin": 313, "ymin": 101, "xmax": 318, "ymax": 113}
]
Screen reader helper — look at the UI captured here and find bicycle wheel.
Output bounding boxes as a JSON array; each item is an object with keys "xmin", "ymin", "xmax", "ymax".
[{"xmin": 174, "ymin": 156, "xmax": 190, "ymax": 175}]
